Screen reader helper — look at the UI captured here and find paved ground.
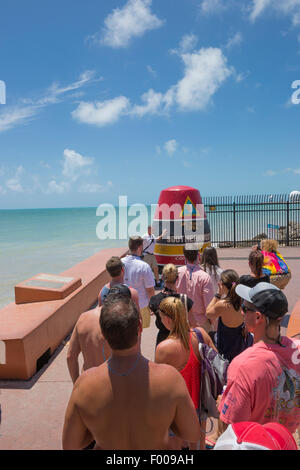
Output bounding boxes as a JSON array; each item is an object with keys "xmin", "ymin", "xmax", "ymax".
[{"xmin": 0, "ymin": 247, "xmax": 299, "ymax": 450}]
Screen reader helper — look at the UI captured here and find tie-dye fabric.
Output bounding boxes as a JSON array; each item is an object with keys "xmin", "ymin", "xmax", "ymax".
[{"xmin": 262, "ymin": 250, "xmax": 290, "ymax": 276}]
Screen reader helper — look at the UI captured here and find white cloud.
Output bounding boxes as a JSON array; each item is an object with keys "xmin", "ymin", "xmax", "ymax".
[
  {"xmin": 0, "ymin": 105, "xmax": 38, "ymax": 133},
  {"xmin": 249, "ymin": 0, "xmax": 271, "ymax": 21},
  {"xmin": 46, "ymin": 180, "xmax": 71, "ymax": 194},
  {"xmin": 98, "ymin": 0, "xmax": 164, "ymax": 48},
  {"xmin": 146, "ymin": 65, "xmax": 157, "ymax": 78},
  {"xmin": 0, "ymin": 71, "xmax": 96, "ymax": 133},
  {"xmin": 6, "ymin": 179, "xmax": 23, "ymax": 192},
  {"xmin": 263, "ymin": 169, "xmax": 277, "ymax": 176},
  {"xmin": 72, "ymin": 96, "xmax": 130, "ymax": 127},
  {"xmin": 170, "ymin": 34, "xmax": 198, "ymax": 55},
  {"xmin": 249, "ymin": 0, "xmax": 300, "ymax": 26},
  {"xmin": 130, "ymin": 89, "xmax": 164, "ymax": 117},
  {"xmin": 235, "ymin": 71, "xmax": 250, "ymax": 82},
  {"xmin": 5, "ymin": 165, "xmax": 24, "ymax": 192},
  {"xmin": 164, "ymin": 139, "xmax": 178, "ymax": 156},
  {"xmin": 78, "ymin": 181, "xmax": 113, "ymax": 193},
  {"xmin": 62, "ymin": 149, "xmax": 94, "ymax": 181},
  {"xmin": 225, "ymin": 32, "xmax": 243, "ymax": 50},
  {"xmin": 73, "ymin": 47, "xmax": 233, "ymax": 127},
  {"xmin": 200, "ymin": 0, "xmax": 227, "ymax": 14},
  {"xmin": 174, "ymin": 48, "xmax": 233, "ymax": 111}
]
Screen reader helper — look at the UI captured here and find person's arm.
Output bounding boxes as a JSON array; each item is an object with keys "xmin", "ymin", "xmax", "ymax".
[
  {"xmin": 146, "ymin": 286, "xmax": 155, "ymax": 300},
  {"xmin": 130, "ymin": 287, "xmax": 140, "ymax": 314},
  {"xmin": 206, "ymin": 297, "xmax": 224, "ymax": 321},
  {"xmin": 67, "ymin": 324, "xmax": 81, "ymax": 384},
  {"xmin": 155, "ymin": 342, "xmax": 172, "ymax": 364},
  {"xmin": 196, "ymin": 327, "xmax": 218, "ymax": 351},
  {"xmin": 202, "ymin": 276, "xmax": 215, "ymax": 313},
  {"xmin": 62, "ymin": 383, "xmax": 94, "ymax": 450},
  {"xmin": 156, "ymin": 228, "xmax": 167, "ymax": 242},
  {"xmin": 144, "ymin": 265, "xmax": 155, "ymax": 300}
]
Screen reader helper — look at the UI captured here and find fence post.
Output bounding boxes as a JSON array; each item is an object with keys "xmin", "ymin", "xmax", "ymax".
[
  {"xmin": 286, "ymin": 201, "xmax": 290, "ymax": 246},
  {"xmin": 233, "ymin": 201, "xmax": 236, "ymax": 248}
]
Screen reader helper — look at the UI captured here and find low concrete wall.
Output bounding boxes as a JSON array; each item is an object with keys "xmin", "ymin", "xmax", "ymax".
[
  {"xmin": 0, "ymin": 246, "xmax": 127, "ymax": 380},
  {"xmin": 287, "ymin": 299, "xmax": 300, "ymax": 338}
]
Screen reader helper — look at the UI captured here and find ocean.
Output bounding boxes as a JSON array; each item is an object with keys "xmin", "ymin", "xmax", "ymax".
[
  {"xmin": 0, "ymin": 207, "xmax": 128, "ymax": 309},
  {"xmin": 0, "ymin": 203, "xmax": 295, "ymax": 309}
]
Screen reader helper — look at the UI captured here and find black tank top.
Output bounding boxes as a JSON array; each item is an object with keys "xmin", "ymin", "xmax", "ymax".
[{"xmin": 216, "ymin": 317, "xmax": 253, "ymax": 363}]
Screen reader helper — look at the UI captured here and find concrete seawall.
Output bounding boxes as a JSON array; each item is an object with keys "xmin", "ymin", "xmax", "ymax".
[{"xmin": 0, "ymin": 246, "xmax": 127, "ymax": 379}]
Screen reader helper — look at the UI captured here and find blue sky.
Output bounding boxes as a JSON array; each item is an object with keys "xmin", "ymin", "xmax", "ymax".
[{"xmin": 1, "ymin": 0, "xmax": 300, "ymax": 209}]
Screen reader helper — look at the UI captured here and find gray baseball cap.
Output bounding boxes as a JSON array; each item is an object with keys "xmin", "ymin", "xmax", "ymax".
[{"xmin": 236, "ymin": 282, "xmax": 288, "ymax": 319}]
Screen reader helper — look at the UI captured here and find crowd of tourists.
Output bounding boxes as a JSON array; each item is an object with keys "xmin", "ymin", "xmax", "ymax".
[{"xmin": 63, "ymin": 230, "xmax": 299, "ymax": 451}]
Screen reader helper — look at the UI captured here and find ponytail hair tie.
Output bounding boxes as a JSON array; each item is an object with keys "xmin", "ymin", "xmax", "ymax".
[{"xmin": 232, "ymin": 282, "xmax": 236, "ymax": 287}]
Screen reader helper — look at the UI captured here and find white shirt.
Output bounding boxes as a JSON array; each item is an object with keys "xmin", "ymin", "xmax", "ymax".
[
  {"xmin": 202, "ymin": 265, "xmax": 223, "ymax": 294},
  {"xmin": 122, "ymin": 255, "xmax": 155, "ymax": 308},
  {"xmin": 142, "ymin": 233, "xmax": 156, "ymax": 255}
]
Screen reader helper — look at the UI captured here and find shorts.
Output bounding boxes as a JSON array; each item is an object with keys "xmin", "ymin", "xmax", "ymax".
[
  {"xmin": 143, "ymin": 253, "xmax": 158, "ymax": 270},
  {"xmin": 140, "ymin": 306, "xmax": 151, "ymax": 328}
]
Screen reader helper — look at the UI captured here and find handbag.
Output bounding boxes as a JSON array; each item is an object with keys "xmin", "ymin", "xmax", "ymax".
[{"xmin": 193, "ymin": 329, "xmax": 229, "ymax": 421}]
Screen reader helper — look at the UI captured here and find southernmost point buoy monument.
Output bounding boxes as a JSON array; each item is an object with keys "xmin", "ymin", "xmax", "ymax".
[{"xmin": 152, "ymin": 185, "xmax": 211, "ymax": 270}]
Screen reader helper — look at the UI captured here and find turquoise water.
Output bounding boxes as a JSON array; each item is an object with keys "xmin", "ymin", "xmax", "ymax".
[
  {"xmin": 0, "ymin": 204, "xmax": 295, "ymax": 309},
  {"xmin": 0, "ymin": 208, "xmax": 128, "ymax": 309}
]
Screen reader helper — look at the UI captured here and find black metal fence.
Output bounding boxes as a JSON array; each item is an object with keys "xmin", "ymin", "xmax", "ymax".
[{"xmin": 202, "ymin": 194, "xmax": 300, "ymax": 248}]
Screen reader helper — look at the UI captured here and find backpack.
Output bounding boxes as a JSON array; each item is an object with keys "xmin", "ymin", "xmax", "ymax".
[
  {"xmin": 193, "ymin": 328, "xmax": 229, "ymax": 420},
  {"xmin": 100, "ymin": 283, "xmax": 131, "ymax": 304}
]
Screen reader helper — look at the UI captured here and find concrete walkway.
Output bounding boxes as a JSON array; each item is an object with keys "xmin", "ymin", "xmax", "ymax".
[{"xmin": 0, "ymin": 247, "xmax": 299, "ymax": 450}]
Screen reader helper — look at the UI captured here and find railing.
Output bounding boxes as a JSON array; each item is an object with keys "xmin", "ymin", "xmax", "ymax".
[{"xmin": 202, "ymin": 194, "xmax": 300, "ymax": 248}]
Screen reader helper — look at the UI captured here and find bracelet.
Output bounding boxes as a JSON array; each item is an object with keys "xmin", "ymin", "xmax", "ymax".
[{"xmin": 214, "ymin": 293, "xmax": 221, "ymax": 299}]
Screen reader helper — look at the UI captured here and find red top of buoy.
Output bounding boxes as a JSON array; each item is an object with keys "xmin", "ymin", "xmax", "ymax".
[{"xmin": 154, "ymin": 186, "xmax": 204, "ymax": 220}]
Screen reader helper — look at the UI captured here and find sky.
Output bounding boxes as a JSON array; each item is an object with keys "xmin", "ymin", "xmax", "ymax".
[{"xmin": 0, "ymin": 0, "xmax": 300, "ymax": 209}]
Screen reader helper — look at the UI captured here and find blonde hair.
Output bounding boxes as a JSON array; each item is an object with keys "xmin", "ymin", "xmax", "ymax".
[
  {"xmin": 261, "ymin": 239, "xmax": 278, "ymax": 252},
  {"xmin": 159, "ymin": 296, "xmax": 190, "ymax": 350},
  {"xmin": 162, "ymin": 264, "xmax": 178, "ymax": 284}
]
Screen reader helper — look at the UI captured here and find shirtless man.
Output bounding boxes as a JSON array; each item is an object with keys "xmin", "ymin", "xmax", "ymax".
[
  {"xmin": 62, "ymin": 296, "xmax": 201, "ymax": 450},
  {"xmin": 67, "ymin": 257, "xmax": 139, "ymax": 384},
  {"xmin": 66, "ymin": 306, "xmax": 108, "ymax": 384},
  {"xmin": 98, "ymin": 256, "xmax": 139, "ymax": 310}
]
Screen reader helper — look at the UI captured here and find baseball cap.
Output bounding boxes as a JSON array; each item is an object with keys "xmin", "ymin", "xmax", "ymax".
[
  {"xmin": 236, "ymin": 282, "xmax": 288, "ymax": 319},
  {"xmin": 103, "ymin": 283, "xmax": 131, "ymax": 302},
  {"xmin": 214, "ymin": 421, "xmax": 298, "ymax": 450},
  {"xmin": 184, "ymin": 243, "xmax": 201, "ymax": 251}
]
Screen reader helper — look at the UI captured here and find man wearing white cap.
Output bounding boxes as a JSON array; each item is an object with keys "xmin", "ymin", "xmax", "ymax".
[
  {"xmin": 218, "ymin": 283, "xmax": 300, "ymax": 437},
  {"xmin": 214, "ymin": 421, "xmax": 298, "ymax": 450}
]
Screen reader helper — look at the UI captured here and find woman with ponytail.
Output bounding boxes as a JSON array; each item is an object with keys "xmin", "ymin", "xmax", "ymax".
[
  {"xmin": 155, "ymin": 296, "xmax": 216, "ymax": 450},
  {"xmin": 206, "ymin": 269, "xmax": 253, "ymax": 362},
  {"xmin": 239, "ymin": 245, "xmax": 270, "ymax": 288}
]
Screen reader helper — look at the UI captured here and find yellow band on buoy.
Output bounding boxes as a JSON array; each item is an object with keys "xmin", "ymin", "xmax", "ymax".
[{"xmin": 155, "ymin": 242, "xmax": 210, "ymax": 256}]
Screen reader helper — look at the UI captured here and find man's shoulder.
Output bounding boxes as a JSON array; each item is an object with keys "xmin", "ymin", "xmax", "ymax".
[
  {"xmin": 195, "ymin": 268, "xmax": 210, "ymax": 280},
  {"xmin": 228, "ymin": 342, "xmax": 272, "ymax": 377},
  {"xmin": 150, "ymin": 360, "xmax": 183, "ymax": 382},
  {"xmin": 76, "ymin": 308, "xmax": 101, "ymax": 331}
]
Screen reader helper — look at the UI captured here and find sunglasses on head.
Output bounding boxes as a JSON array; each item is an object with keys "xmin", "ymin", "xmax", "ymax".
[
  {"xmin": 241, "ymin": 303, "xmax": 257, "ymax": 314},
  {"xmin": 159, "ymin": 308, "xmax": 169, "ymax": 317}
]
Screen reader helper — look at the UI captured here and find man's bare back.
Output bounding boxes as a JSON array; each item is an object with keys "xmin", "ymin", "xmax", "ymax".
[
  {"xmin": 63, "ymin": 356, "xmax": 200, "ymax": 450},
  {"xmin": 67, "ymin": 307, "xmax": 111, "ymax": 383}
]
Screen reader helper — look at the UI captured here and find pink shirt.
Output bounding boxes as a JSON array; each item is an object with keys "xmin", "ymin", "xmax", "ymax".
[
  {"xmin": 219, "ymin": 337, "xmax": 300, "ymax": 434},
  {"xmin": 176, "ymin": 264, "xmax": 214, "ymax": 327}
]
